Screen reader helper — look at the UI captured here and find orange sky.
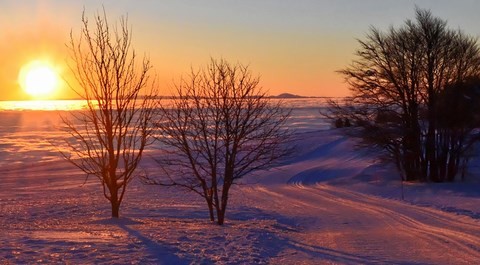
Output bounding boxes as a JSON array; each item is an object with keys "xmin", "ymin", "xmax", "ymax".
[{"xmin": 1, "ymin": 1, "xmax": 480, "ymax": 100}]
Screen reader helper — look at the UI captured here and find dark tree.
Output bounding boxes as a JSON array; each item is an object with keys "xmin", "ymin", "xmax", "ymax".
[
  {"xmin": 146, "ymin": 58, "xmax": 291, "ymax": 225},
  {"xmin": 60, "ymin": 9, "xmax": 157, "ymax": 218},
  {"xmin": 435, "ymin": 77, "xmax": 480, "ymax": 181},
  {"xmin": 330, "ymin": 8, "xmax": 480, "ymax": 182}
]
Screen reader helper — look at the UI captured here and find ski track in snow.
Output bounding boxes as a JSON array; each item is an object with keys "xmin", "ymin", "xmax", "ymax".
[
  {"xmin": 243, "ymin": 184, "xmax": 480, "ymax": 264},
  {"xmin": 0, "ymin": 110, "xmax": 480, "ymax": 263}
]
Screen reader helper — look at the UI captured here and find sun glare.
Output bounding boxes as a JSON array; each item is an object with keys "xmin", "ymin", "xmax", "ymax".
[{"xmin": 18, "ymin": 60, "xmax": 60, "ymax": 98}]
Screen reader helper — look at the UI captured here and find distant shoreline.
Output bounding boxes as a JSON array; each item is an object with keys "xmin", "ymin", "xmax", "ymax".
[{"xmin": 0, "ymin": 94, "xmax": 342, "ymax": 102}]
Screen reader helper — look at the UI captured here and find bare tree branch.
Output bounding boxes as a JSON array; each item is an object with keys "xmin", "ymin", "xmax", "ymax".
[
  {"xmin": 144, "ymin": 58, "xmax": 292, "ymax": 225},
  {"xmin": 59, "ymin": 8, "xmax": 158, "ymax": 218}
]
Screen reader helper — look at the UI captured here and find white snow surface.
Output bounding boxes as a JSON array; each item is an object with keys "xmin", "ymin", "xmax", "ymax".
[{"xmin": 1, "ymin": 101, "xmax": 480, "ymax": 264}]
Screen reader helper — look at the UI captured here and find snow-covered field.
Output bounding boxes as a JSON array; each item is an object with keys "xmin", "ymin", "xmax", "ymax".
[{"xmin": 1, "ymin": 99, "xmax": 479, "ymax": 264}]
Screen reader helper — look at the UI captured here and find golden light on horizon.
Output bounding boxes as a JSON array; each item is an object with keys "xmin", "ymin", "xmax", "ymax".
[{"xmin": 18, "ymin": 60, "xmax": 61, "ymax": 99}]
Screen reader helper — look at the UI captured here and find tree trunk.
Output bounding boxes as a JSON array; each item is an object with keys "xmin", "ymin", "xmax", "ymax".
[
  {"xmin": 402, "ymin": 123, "xmax": 423, "ymax": 181},
  {"xmin": 111, "ymin": 201, "xmax": 120, "ymax": 218},
  {"xmin": 217, "ymin": 209, "xmax": 225, "ymax": 225},
  {"xmin": 207, "ymin": 199, "xmax": 215, "ymax": 222},
  {"xmin": 216, "ymin": 184, "xmax": 230, "ymax": 225},
  {"xmin": 110, "ymin": 188, "xmax": 120, "ymax": 218},
  {"xmin": 447, "ymin": 155, "xmax": 458, "ymax": 182},
  {"xmin": 426, "ymin": 92, "xmax": 439, "ymax": 182}
]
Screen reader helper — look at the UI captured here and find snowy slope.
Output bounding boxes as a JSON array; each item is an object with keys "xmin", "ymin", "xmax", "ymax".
[{"xmin": 1, "ymin": 108, "xmax": 480, "ymax": 264}]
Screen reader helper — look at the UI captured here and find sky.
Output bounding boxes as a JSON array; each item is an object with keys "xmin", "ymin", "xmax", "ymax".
[{"xmin": 1, "ymin": 0, "xmax": 480, "ymax": 100}]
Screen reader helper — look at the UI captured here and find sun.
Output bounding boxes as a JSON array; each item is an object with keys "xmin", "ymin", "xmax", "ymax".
[{"xmin": 18, "ymin": 60, "xmax": 60, "ymax": 98}]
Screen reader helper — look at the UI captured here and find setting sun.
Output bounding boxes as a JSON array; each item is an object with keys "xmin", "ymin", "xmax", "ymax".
[{"xmin": 18, "ymin": 60, "xmax": 59, "ymax": 98}]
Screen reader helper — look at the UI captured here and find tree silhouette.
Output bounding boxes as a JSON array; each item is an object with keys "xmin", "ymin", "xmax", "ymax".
[
  {"xmin": 331, "ymin": 8, "xmax": 480, "ymax": 182},
  {"xmin": 145, "ymin": 58, "xmax": 291, "ymax": 225},
  {"xmin": 60, "ymin": 9, "xmax": 157, "ymax": 218}
]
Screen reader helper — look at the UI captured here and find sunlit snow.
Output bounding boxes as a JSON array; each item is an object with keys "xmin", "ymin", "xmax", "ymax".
[{"xmin": 0, "ymin": 98, "xmax": 479, "ymax": 264}]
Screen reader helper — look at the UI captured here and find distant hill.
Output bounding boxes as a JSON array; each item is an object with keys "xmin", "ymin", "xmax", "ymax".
[{"xmin": 273, "ymin": 93, "xmax": 305, "ymax": 98}]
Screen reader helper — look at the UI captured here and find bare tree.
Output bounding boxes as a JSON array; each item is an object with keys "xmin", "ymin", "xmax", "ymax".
[
  {"xmin": 145, "ymin": 58, "xmax": 291, "ymax": 225},
  {"xmin": 60, "ymin": 9, "xmax": 157, "ymax": 218},
  {"xmin": 330, "ymin": 8, "xmax": 480, "ymax": 182}
]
